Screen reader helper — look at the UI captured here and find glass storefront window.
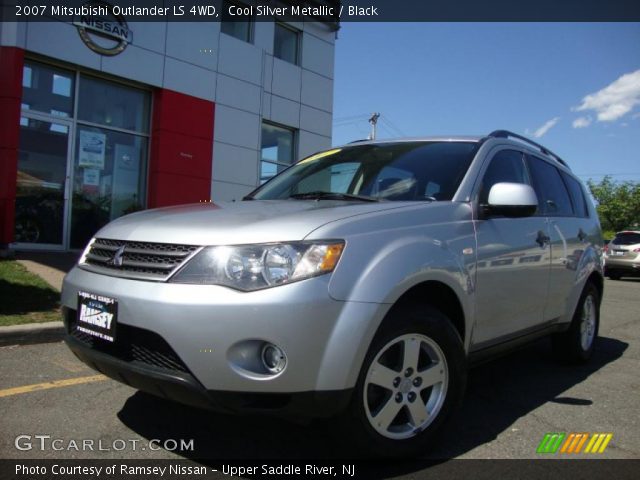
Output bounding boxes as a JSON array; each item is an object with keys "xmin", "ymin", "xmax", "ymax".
[
  {"xmin": 15, "ymin": 60, "xmax": 151, "ymax": 249},
  {"xmin": 260, "ymin": 123, "xmax": 295, "ymax": 183},
  {"xmin": 14, "ymin": 117, "xmax": 70, "ymax": 245},
  {"xmin": 78, "ymin": 75, "xmax": 150, "ymax": 133},
  {"xmin": 70, "ymin": 127, "xmax": 147, "ymax": 248},
  {"xmin": 21, "ymin": 62, "xmax": 75, "ymax": 118}
]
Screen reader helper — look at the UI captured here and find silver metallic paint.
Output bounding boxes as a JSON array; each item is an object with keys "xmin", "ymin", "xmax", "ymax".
[{"xmin": 62, "ymin": 136, "xmax": 604, "ymax": 396}]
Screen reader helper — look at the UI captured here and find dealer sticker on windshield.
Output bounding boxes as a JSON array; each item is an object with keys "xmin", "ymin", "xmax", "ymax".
[{"xmin": 77, "ymin": 291, "xmax": 117, "ymax": 342}]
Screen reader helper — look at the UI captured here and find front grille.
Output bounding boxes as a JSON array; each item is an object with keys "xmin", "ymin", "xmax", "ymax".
[
  {"xmin": 82, "ymin": 238, "xmax": 200, "ymax": 280},
  {"xmin": 67, "ymin": 310, "xmax": 189, "ymax": 374}
]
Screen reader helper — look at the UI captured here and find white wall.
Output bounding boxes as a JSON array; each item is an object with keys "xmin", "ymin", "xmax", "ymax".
[{"xmin": 212, "ymin": 21, "xmax": 336, "ymax": 201}]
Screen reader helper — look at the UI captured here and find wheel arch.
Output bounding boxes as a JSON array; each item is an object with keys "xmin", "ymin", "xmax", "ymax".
[
  {"xmin": 314, "ymin": 279, "xmax": 469, "ymax": 392},
  {"xmin": 587, "ymin": 270, "xmax": 604, "ymax": 302},
  {"xmin": 384, "ymin": 280, "xmax": 466, "ymax": 346}
]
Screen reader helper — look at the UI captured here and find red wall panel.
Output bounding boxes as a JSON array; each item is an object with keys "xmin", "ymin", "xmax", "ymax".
[
  {"xmin": 0, "ymin": 97, "xmax": 22, "ymax": 149},
  {"xmin": 148, "ymin": 89, "xmax": 215, "ymax": 208},
  {"xmin": 0, "ymin": 47, "xmax": 24, "ymax": 246},
  {"xmin": 0, "ymin": 47, "xmax": 24, "ymax": 97},
  {"xmin": 148, "ymin": 172, "xmax": 212, "ymax": 208},
  {"xmin": 0, "ymin": 148, "xmax": 19, "ymax": 199},
  {"xmin": 150, "ymin": 130, "xmax": 213, "ymax": 177},
  {"xmin": 152, "ymin": 89, "xmax": 214, "ymax": 140}
]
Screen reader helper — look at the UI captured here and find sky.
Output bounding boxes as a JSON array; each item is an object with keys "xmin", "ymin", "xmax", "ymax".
[{"xmin": 331, "ymin": 23, "xmax": 640, "ymax": 184}]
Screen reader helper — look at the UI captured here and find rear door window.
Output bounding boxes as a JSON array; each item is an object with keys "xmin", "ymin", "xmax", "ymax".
[{"xmin": 526, "ymin": 155, "xmax": 574, "ymax": 216}]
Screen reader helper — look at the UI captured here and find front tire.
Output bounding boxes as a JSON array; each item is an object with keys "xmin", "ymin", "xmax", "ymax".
[
  {"xmin": 343, "ymin": 305, "xmax": 466, "ymax": 457},
  {"xmin": 552, "ymin": 282, "xmax": 600, "ymax": 363}
]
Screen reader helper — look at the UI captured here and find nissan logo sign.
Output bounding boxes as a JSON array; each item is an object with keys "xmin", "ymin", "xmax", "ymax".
[{"xmin": 73, "ymin": 0, "xmax": 132, "ymax": 56}]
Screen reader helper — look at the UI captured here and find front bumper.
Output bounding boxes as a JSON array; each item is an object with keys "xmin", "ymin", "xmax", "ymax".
[
  {"xmin": 61, "ymin": 266, "xmax": 384, "ymax": 395},
  {"xmin": 64, "ymin": 329, "xmax": 352, "ymax": 418}
]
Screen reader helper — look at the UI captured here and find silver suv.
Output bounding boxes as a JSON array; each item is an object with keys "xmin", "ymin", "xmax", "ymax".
[{"xmin": 62, "ymin": 130, "xmax": 604, "ymax": 456}]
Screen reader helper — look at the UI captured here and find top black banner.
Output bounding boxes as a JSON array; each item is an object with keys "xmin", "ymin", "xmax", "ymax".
[{"xmin": 1, "ymin": 0, "xmax": 640, "ymax": 24}]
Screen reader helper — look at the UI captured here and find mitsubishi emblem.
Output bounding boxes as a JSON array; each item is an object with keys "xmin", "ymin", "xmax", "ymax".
[{"xmin": 109, "ymin": 245, "xmax": 125, "ymax": 267}]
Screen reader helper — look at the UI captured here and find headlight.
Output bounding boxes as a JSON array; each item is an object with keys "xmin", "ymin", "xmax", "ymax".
[
  {"xmin": 79, "ymin": 237, "xmax": 96, "ymax": 264},
  {"xmin": 169, "ymin": 241, "xmax": 344, "ymax": 291}
]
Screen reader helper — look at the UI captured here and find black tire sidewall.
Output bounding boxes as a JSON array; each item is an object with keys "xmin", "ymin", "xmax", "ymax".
[
  {"xmin": 345, "ymin": 305, "xmax": 466, "ymax": 457},
  {"xmin": 554, "ymin": 282, "xmax": 600, "ymax": 363}
]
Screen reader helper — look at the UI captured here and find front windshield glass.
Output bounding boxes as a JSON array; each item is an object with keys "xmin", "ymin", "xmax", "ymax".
[{"xmin": 249, "ymin": 141, "xmax": 478, "ymax": 202}]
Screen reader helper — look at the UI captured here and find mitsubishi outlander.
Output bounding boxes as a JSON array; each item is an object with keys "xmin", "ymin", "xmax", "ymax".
[{"xmin": 62, "ymin": 130, "xmax": 604, "ymax": 456}]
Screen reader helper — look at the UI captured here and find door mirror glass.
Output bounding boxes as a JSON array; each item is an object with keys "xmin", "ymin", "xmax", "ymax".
[{"xmin": 485, "ymin": 182, "xmax": 538, "ymax": 217}]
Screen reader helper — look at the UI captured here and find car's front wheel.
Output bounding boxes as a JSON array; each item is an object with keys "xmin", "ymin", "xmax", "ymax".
[{"xmin": 343, "ymin": 305, "xmax": 466, "ymax": 457}]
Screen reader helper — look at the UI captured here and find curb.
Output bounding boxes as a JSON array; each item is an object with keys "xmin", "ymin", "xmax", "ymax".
[{"xmin": 0, "ymin": 321, "xmax": 65, "ymax": 346}]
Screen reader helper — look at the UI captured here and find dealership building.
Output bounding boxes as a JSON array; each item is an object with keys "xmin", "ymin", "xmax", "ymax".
[{"xmin": 0, "ymin": 4, "xmax": 337, "ymax": 252}]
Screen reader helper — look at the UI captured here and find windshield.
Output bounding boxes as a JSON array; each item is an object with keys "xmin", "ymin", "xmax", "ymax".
[{"xmin": 249, "ymin": 141, "xmax": 478, "ymax": 202}]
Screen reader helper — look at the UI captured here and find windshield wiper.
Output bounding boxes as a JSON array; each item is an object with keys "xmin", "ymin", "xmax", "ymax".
[{"xmin": 289, "ymin": 191, "xmax": 379, "ymax": 202}]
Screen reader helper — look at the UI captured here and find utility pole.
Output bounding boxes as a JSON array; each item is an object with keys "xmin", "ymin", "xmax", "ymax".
[{"xmin": 368, "ymin": 112, "xmax": 380, "ymax": 140}]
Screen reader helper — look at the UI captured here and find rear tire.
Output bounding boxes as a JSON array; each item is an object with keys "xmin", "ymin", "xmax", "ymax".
[
  {"xmin": 552, "ymin": 282, "xmax": 600, "ymax": 363},
  {"xmin": 341, "ymin": 305, "xmax": 466, "ymax": 457}
]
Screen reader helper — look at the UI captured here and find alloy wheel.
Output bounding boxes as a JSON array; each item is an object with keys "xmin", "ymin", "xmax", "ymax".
[
  {"xmin": 363, "ymin": 333, "xmax": 448, "ymax": 440},
  {"xmin": 580, "ymin": 294, "xmax": 597, "ymax": 351}
]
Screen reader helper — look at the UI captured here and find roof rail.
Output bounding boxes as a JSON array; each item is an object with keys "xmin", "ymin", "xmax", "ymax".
[{"xmin": 488, "ymin": 130, "xmax": 570, "ymax": 170}]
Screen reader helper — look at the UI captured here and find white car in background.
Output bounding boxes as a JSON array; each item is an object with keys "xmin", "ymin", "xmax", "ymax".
[{"xmin": 604, "ymin": 230, "xmax": 640, "ymax": 279}]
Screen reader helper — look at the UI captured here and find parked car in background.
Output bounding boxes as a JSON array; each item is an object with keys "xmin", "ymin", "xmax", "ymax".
[
  {"xmin": 61, "ymin": 130, "xmax": 604, "ymax": 457},
  {"xmin": 604, "ymin": 230, "xmax": 640, "ymax": 279}
]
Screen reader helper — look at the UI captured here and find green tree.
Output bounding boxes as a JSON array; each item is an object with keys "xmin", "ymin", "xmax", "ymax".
[{"xmin": 587, "ymin": 176, "xmax": 640, "ymax": 235}]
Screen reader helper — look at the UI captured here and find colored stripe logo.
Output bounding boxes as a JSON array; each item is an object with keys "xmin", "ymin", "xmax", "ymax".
[{"xmin": 537, "ymin": 433, "xmax": 613, "ymax": 454}]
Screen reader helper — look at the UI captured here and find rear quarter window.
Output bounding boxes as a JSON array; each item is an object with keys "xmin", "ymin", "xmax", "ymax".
[{"xmin": 560, "ymin": 171, "xmax": 589, "ymax": 218}]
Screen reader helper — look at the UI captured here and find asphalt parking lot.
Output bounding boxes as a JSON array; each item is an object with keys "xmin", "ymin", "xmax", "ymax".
[{"xmin": 0, "ymin": 279, "xmax": 638, "ymax": 468}]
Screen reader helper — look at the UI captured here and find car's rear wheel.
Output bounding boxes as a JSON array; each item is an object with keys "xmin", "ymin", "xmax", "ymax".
[
  {"xmin": 552, "ymin": 282, "xmax": 600, "ymax": 363},
  {"xmin": 343, "ymin": 305, "xmax": 466, "ymax": 457}
]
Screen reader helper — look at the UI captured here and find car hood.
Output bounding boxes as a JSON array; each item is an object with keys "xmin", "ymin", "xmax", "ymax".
[{"xmin": 94, "ymin": 200, "xmax": 414, "ymax": 245}]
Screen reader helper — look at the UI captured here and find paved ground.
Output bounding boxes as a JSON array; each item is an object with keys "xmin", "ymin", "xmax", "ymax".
[
  {"xmin": 0, "ymin": 278, "xmax": 638, "ymax": 470},
  {"xmin": 15, "ymin": 251, "xmax": 79, "ymax": 292}
]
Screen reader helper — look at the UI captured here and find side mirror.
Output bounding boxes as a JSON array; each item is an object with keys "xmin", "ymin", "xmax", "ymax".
[{"xmin": 483, "ymin": 182, "xmax": 538, "ymax": 218}]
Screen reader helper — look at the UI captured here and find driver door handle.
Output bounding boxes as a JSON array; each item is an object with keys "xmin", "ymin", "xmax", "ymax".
[
  {"xmin": 536, "ymin": 230, "xmax": 550, "ymax": 248},
  {"xmin": 577, "ymin": 228, "xmax": 588, "ymax": 242}
]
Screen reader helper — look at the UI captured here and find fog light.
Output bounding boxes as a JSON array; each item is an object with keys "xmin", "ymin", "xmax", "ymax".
[{"xmin": 261, "ymin": 343, "xmax": 287, "ymax": 374}]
